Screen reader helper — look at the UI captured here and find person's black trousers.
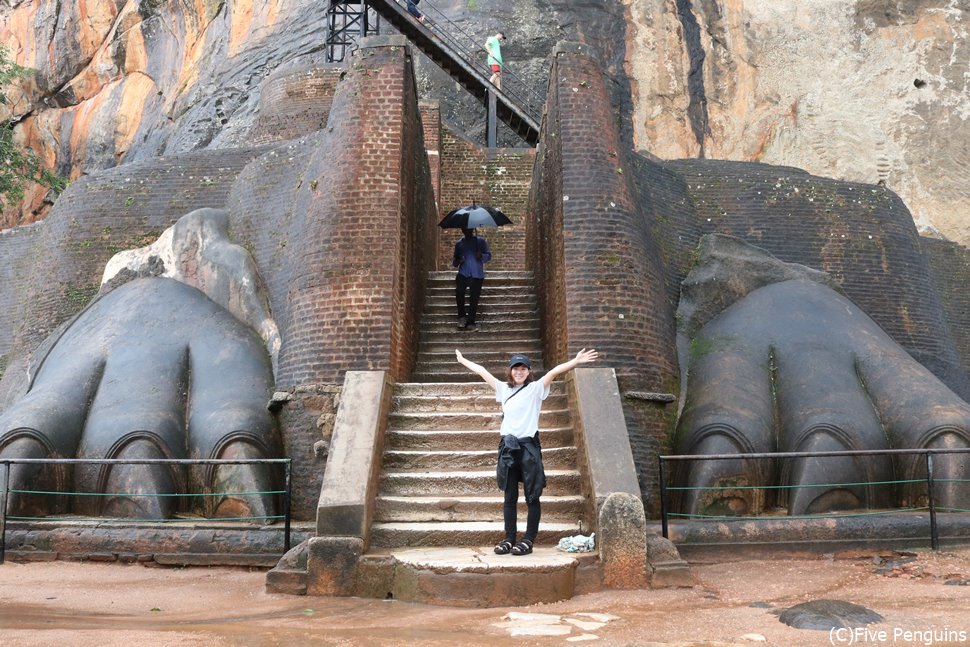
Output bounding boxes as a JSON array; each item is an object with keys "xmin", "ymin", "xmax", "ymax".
[
  {"xmin": 455, "ymin": 275, "xmax": 484, "ymax": 325},
  {"xmin": 503, "ymin": 462, "xmax": 542, "ymax": 543}
]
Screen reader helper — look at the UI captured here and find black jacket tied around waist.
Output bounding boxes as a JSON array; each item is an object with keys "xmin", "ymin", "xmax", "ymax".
[{"xmin": 496, "ymin": 432, "xmax": 546, "ymax": 503}]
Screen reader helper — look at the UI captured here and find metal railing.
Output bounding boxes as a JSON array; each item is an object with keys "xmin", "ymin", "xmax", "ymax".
[
  {"xmin": 398, "ymin": 0, "xmax": 545, "ymax": 124},
  {"xmin": 0, "ymin": 457, "xmax": 292, "ymax": 564},
  {"xmin": 658, "ymin": 447, "xmax": 970, "ymax": 550}
]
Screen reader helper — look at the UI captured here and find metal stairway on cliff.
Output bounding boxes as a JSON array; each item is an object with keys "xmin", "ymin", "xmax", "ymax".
[{"xmin": 324, "ymin": 0, "xmax": 542, "ymax": 146}]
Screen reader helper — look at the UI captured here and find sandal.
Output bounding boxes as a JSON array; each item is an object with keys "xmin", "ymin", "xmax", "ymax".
[
  {"xmin": 511, "ymin": 539, "xmax": 533, "ymax": 556},
  {"xmin": 494, "ymin": 540, "xmax": 513, "ymax": 555}
]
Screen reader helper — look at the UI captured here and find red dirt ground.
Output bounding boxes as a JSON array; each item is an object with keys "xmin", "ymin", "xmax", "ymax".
[{"xmin": 2, "ymin": 547, "xmax": 970, "ymax": 646}]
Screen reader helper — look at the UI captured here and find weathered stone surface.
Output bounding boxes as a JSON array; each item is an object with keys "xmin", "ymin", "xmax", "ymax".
[
  {"xmin": 388, "ymin": 547, "xmax": 578, "ymax": 607},
  {"xmin": 598, "ymin": 492, "xmax": 648, "ymax": 589},
  {"xmin": 274, "ymin": 384, "xmax": 341, "ymax": 520},
  {"xmin": 306, "ymin": 536, "xmax": 363, "ymax": 597},
  {"xmin": 5, "ymin": 0, "xmax": 968, "ymax": 243},
  {"xmin": 625, "ymin": 0, "xmax": 970, "ymax": 243},
  {"xmin": 779, "ymin": 599, "xmax": 884, "ymax": 630},
  {"xmin": 676, "ymin": 233, "xmax": 838, "ymax": 340},
  {"xmin": 266, "ymin": 539, "xmax": 309, "ymax": 595},
  {"xmin": 101, "ymin": 207, "xmax": 282, "ymax": 373},
  {"xmin": 646, "ymin": 534, "xmax": 694, "ymax": 588}
]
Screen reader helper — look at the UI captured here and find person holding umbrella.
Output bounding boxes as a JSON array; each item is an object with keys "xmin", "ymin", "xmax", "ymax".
[
  {"xmin": 439, "ymin": 204, "xmax": 511, "ymax": 331},
  {"xmin": 452, "ymin": 227, "xmax": 491, "ymax": 331},
  {"xmin": 454, "ymin": 347, "xmax": 599, "ymax": 555}
]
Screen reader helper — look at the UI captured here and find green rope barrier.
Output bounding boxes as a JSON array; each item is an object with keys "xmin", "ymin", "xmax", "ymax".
[
  {"xmin": 666, "ymin": 478, "xmax": 925, "ymax": 492},
  {"xmin": 5, "ymin": 515, "xmax": 286, "ymax": 523},
  {"xmin": 667, "ymin": 506, "xmax": 929, "ymax": 521},
  {"xmin": 936, "ymin": 507, "xmax": 970, "ymax": 513},
  {"xmin": 9, "ymin": 489, "xmax": 285, "ymax": 497}
]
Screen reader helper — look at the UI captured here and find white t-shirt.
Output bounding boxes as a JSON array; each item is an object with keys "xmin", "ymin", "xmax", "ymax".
[{"xmin": 495, "ymin": 381, "xmax": 551, "ymax": 439}]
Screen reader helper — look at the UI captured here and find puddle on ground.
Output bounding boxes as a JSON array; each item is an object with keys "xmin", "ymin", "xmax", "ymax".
[{"xmin": 492, "ymin": 610, "xmax": 620, "ymax": 640}]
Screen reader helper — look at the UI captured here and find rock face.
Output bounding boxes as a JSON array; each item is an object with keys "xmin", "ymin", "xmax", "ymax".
[
  {"xmin": 625, "ymin": 0, "xmax": 970, "ymax": 241},
  {"xmin": 3, "ymin": 0, "xmax": 968, "ymax": 242},
  {"xmin": 0, "ymin": 0, "xmax": 625, "ymax": 227}
]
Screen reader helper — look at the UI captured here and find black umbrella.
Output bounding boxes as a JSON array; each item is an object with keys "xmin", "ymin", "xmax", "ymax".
[{"xmin": 438, "ymin": 204, "xmax": 512, "ymax": 229}]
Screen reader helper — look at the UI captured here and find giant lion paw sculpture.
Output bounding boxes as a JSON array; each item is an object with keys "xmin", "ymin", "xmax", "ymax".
[
  {"xmin": 673, "ymin": 235, "xmax": 970, "ymax": 516},
  {"xmin": 0, "ymin": 209, "xmax": 282, "ymax": 522}
]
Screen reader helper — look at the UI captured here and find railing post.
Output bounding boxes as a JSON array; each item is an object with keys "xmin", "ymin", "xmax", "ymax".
[
  {"xmin": 926, "ymin": 452, "xmax": 939, "ymax": 550},
  {"xmin": 658, "ymin": 456, "xmax": 669, "ymax": 539},
  {"xmin": 283, "ymin": 460, "xmax": 292, "ymax": 553},
  {"xmin": 1, "ymin": 461, "xmax": 8, "ymax": 565},
  {"xmin": 487, "ymin": 89, "xmax": 497, "ymax": 148}
]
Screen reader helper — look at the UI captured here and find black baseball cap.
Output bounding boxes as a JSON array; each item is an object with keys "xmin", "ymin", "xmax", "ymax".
[{"xmin": 508, "ymin": 353, "xmax": 531, "ymax": 368}]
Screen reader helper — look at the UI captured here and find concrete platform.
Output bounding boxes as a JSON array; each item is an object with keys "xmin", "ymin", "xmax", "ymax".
[
  {"xmin": 652, "ymin": 511, "xmax": 970, "ymax": 561},
  {"xmin": 2, "ymin": 519, "xmax": 314, "ymax": 566},
  {"xmin": 355, "ymin": 546, "xmax": 598, "ymax": 607},
  {"xmin": 392, "ymin": 545, "xmax": 580, "ymax": 573}
]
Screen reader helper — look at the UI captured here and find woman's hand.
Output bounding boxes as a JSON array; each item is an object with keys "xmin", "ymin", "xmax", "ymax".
[
  {"xmin": 575, "ymin": 348, "xmax": 598, "ymax": 365},
  {"xmin": 456, "ymin": 349, "xmax": 464, "ymax": 363}
]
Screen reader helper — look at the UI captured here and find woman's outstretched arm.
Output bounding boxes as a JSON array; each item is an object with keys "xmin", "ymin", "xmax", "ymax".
[
  {"xmin": 455, "ymin": 349, "xmax": 499, "ymax": 389},
  {"xmin": 541, "ymin": 348, "xmax": 599, "ymax": 389}
]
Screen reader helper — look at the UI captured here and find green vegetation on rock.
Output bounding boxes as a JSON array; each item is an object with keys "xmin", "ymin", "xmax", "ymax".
[{"xmin": 1, "ymin": 45, "xmax": 68, "ymax": 213}]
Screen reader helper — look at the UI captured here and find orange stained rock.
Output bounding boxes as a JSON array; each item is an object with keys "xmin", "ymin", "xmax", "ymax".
[
  {"xmin": 0, "ymin": 3, "xmax": 36, "ymax": 67},
  {"xmin": 114, "ymin": 74, "xmax": 155, "ymax": 162},
  {"xmin": 228, "ymin": 0, "xmax": 286, "ymax": 58},
  {"xmin": 229, "ymin": 0, "xmax": 256, "ymax": 58},
  {"xmin": 122, "ymin": 13, "xmax": 149, "ymax": 75},
  {"xmin": 74, "ymin": 0, "xmax": 120, "ymax": 62},
  {"xmin": 67, "ymin": 81, "xmax": 117, "ymax": 177},
  {"xmin": 177, "ymin": 2, "xmax": 215, "ymax": 101}
]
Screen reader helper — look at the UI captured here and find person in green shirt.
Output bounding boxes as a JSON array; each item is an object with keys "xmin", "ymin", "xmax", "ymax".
[{"xmin": 485, "ymin": 32, "xmax": 506, "ymax": 90}]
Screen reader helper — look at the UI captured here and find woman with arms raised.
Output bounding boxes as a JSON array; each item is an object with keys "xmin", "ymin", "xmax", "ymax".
[{"xmin": 455, "ymin": 347, "xmax": 598, "ymax": 555}]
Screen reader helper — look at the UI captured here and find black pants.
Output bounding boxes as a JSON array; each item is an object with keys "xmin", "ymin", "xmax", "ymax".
[
  {"xmin": 455, "ymin": 275, "xmax": 484, "ymax": 325},
  {"xmin": 503, "ymin": 462, "xmax": 541, "ymax": 543}
]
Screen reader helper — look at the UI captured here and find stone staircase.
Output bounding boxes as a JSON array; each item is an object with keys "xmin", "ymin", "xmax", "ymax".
[
  {"xmin": 360, "ymin": 270, "xmax": 594, "ymax": 605},
  {"xmin": 410, "ymin": 270, "xmax": 546, "ymax": 382}
]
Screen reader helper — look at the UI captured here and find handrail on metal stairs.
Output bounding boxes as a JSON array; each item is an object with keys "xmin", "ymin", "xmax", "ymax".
[{"xmin": 355, "ymin": 0, "xmax": 544, "ymax": 146}]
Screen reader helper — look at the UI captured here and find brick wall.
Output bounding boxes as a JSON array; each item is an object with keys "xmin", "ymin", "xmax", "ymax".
[
  {"xmin": 0, "ymin": 222, "xmax": 44, "ymax": 388},
  {"xmin": 921, "ymin": 237, "xmax": 970, "ymax": 375},
  {"xmin": 250, "ymin": 65, "xmax": 345, "ymax": 145},
  {"xmin": 528, "ymin": 43, "xmax": 680, "ymax": 510},
  {"xmin": 227, "ymin": 37, "xmax": 437, "ymax": 387},
  {"xmin": 419, "ymin": 102, "xmax": 442, "ymax": 214},
  {"xmin": 437, "ymin": 129, "xmax": 535, "ymax": 271}
]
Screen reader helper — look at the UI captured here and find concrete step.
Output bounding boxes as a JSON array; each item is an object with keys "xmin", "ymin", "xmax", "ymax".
[
  {"xmin": 412, "ymin": 368, "xmax": 564, "ymax": 383},
  {"xmin": 421, "ymin": 306, "xmax": 539, "ymax": 322},
  {"xmin": 358, "ymin": 546, "xmax": 584, "ymax": 607},
  {"xmin": 379, "ymin": 469, "xmax": 581, "ymax": 497},
  {"xmin": 416, "ymin": 352, "xmax": 546, "ymax": 374},
  {"xmin": 427, "ymin": 270, "xmax": 534, "ymax": 283},
  {"xmin": 387, "ymin": 409, "xmax": 569, "ymax": 431},
  {"xmin": 417, "ymin": 340, "xmax": 542, "ymax": 355},
  {"xmin": 391, "ymin": 392, "xmax": 566, "ymax": 413},
  {"xmin": 425, "ymin": 279, "xmax": 536, "ymax": 304},
  {"xmin": 368, "ymin": 521, "xmax": 581, "ymax": 548},
  {"xmin": 425, "ymin": 307, "xmax": 536, "ymax": 317},
  {"xmin": 374, "ymin": 494, "xmax": 586, "ymax": 523},
  {"xmin": 408, "ymin": 372, "xmax": 489, "ymax": 383},
  {"xmin": 385, "ymin": 428, "xmax": 574, "ymax": 451},
  {"xmin": 421, "ymin": 311, "xmax": 537, "ymax": 323},
  {"xmin": 393, "ymin": 382, "xmax": 565, "ymax": 397},
  {"xmin": 418, "ymin": 322, "xmax": 540, "ymax": 336},
  {"xmin": 382, "ymin": 446, "xmax": 576, "ymax": 470}
]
